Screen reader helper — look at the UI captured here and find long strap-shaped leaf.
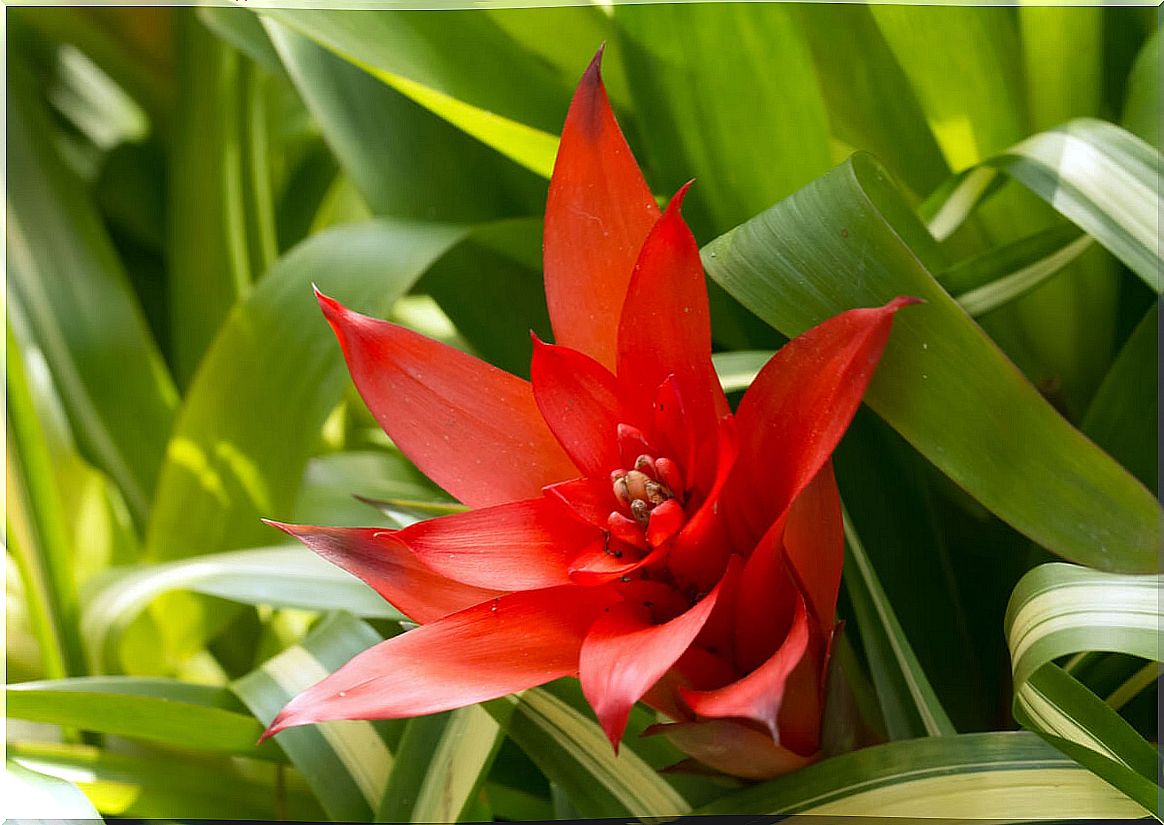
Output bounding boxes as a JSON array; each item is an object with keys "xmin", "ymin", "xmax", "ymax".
[
  {"xmin": 703, "ymin": 153, "xmax": 1158, "ymax": 573},
  {"xmin": 378, "ymin": 706, "xmax": 503, "ymax": 822},
  {"xmin": 487, "ymin": 686, "xmax": 691, "ymax": 819},
  {"xmin": 232, "ymin": 612, "xmax": 400, "ymax": 822},
  {"xmin": 1005, "ymin": 562, "xmax": 1162, "ymax": 815},
  {"xmin": 83, "ymin": 544, "xmax": 401, "ymax": 672},
  {"xmin": 6, "ymin": 676, "xmax": 277, "ymax": 760},
  {"xmin": 696, "ymin": 730, "xmax": 1149, "ymax": 819},
  {"xmin": 924, "ymin": 119, "xmax": 1161, "ymax": 293},
  {"xmin": 842, "ymin": 510, "xmax": 956, "ymax": 739}
]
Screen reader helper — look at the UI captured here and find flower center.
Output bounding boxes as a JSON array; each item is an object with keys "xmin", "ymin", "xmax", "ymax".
[{"xmin": 611, "ymin": 456, "xmax": 676, "ymax": 525}]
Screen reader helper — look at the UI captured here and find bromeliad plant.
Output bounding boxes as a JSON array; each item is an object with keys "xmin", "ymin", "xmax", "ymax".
[{"xmin": 262, "ymin": 51, "xmax": 917, "ymax": 779}]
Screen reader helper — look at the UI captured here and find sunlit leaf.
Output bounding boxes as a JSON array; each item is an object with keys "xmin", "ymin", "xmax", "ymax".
[
  {"xmin": 233, "ymin": 612, "xmax": 401, "ymax": 822},
  {"xmin": 145, "ymin": 220, "xmax": 465, "ymax": 561},
  {"xmin": 703, "ymin": 153, "xmax": 1159, "ymax": 572}
]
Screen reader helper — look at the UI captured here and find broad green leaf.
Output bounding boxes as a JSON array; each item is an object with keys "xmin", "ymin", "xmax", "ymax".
[
  {"xmin": 83, "ymin": 544, "xmax": 400, "ymax": 672},
  {"xmin": 841, "ymin": 510, "xmax": 955, "ymax": 739},
  {"xmin": 261, "ymin": 9, "xmax": 569, "ymax": 178},
  {"xmin": 8, "ymin": 740, "xmax": 320, "ymax": 819},
  {"xmin": 871, "ymin": 6, "xmax": 1026, "ymax": 170},
  {"xmin": 4, "ymin": 758, "xmax": 102, "ymax": 820},
  {"xmin": 925, "ymin": 119, "xmax": 1161, "ymax": 294},
  {"xmin": 233, "ymin": 612, "xmax": 400, "ymax": 822},
  {"xmin": 703, "ymin": 153, "xmax": 1159, "ymax": 572},
  {"xmin": 167, "ymin": 11, "xmax": 263, "ymax": 386},
  {"xmin": 614, "ymin": 2, "xmax": 833, "ymax": 235},
  {"xmin": 1019, "ymin": 7, "xmax": 1104, "ymax": 132},
  {"xmin": 6, "ymin": 676, "xmax": 279, "ymax": 759},
  {"xmin": 489, "ymin": 686, "xmax": 691, "ymax": 819},
  {"xmin": 417, "ymin": 218, "xmax": 552, "ymax": 377},
  {"xmin": 793, "ymin": 4, "xmax": 949, "ymax": 199},
  {"xmin": 265, "ymin": 19, "xmax": 545, "ymax": 223},
  {"xmin": 1082, "ymin": 303, "xmax": 1158, "ymax": 494},
  {"xmin": 697, "ymin": 731, "xmax": 1148, "ymax": 819},
  {"xmin": 1122, "ymin": 28, "xmax": 1158, "ymax": 147},
  {"xmin": 1005, "ymin": 563, "xmax": 1162, "ymax": 811},
  {"xmin": 379, "ymin": 706, "xmax": 503, "ymax": 822},
  {"xmin": 144, "ymin": 219, "xmax": 465, "ymax": 561},
  {"xmin": 7, "ymin": 57, "xmax": 177, "ymax": 526},
  {"xmin": 872, "ymin": 3, "xmax": 1118, "ymax": 416}
]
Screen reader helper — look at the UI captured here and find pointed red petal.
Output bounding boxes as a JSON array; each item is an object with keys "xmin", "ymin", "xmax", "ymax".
[
  {"xmin": 391, "ymin": 497, "xmax": 605, "ymax": 590},
  {"xmin": 544, "ymin": 48, "xmax": 660, "ymax": 371},
  {"xmin": 728, "ymin": 297, "xmax": 919, "ymax": 543},
  {"xmin": 262, "ymin": 585, "xmax": 616, "ymax": 739},
  {"xmin": 579, "ymin": 556, "xmax": 738, "ymax": 747},
  {"xmin": 681, "ymin": 596, "xmax": 811, "ymax": 741},
  {"xmin": 783, "ymin": 462, "xmax": 843, "ymax": 637},
  {"xmin": 530, "ymin": 336, "xmax": 627, "ymax": 477},
  {"xmin": 617, "ymin": 186, "xmax": 727, "ymax": 443},
  {"xmin": 545, "ymin": 477, "xmax": 618, "ymax": 529},
  {"xmin": 316, "ymin": 290, "xmax": 577, "ymax": 508},
  {"xmin": 645, "ymin": 719, "xmax": 813, "ymax": 780},
  {"xmin": 265, "ymin": 521, "xmax": 499, "ymax": 624}
]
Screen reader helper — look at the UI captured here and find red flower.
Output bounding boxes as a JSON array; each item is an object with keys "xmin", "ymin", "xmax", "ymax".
[{"xmin": 262, "ymin": 50, "xmax": 917, "ymax": 779}]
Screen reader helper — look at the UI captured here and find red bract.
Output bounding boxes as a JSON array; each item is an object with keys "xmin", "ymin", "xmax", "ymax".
[{"xmin": 262, "ymin": 50, "xmax": 918, "ymax": 779}]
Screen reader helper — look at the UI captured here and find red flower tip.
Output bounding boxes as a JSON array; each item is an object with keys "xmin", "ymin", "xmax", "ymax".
[
  {"xmin": 665, "ymin": 180, "xmax": 696, "ymax": 216},
  {"xmin": 886, "ymin": 295, "xmax": 925, "ymax": 311},
  {"xmin": 313, "ymin": 285, "xmax": 347, "ymax": 325},
  {"xmin": 583, "ymin": 43, "xmax": 607, "ymax": 86},
  {"xmin": 256, "ymin": 714, "xmax": 287, "ymax": 745}
]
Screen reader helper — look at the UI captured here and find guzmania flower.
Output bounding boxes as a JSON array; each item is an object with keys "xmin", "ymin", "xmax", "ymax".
[{"xmin": 262, "ymin": 49, "xmax": 918, "ymax": 780}]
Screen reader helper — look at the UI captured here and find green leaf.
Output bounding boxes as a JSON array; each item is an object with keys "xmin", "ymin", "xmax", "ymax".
[
  {"xmin": 83, "ymin": 544, "xmax": 401, "ymax": 672},
  {"xmin": 871, "ymin": 6, "xmax": 1027, "ymax": 170},
  {"xmin": 9, "ymin": 740, "xmax": 320, "ymax": 819},
  {"xmin": 7, "ymin": 54, "xmax": 178, "ymax": 526},
  {"xmin": 488, "ymin": 686, "xmax": 692, "ymax": 819},
  {"xmin": 1082, "ymin": 303, "xmax": 1158, "ymax": 494},
  {"xmin": 379, "ymin": 706, "xmax": 503, "ymax": 822},
  {"xmin": 6, "ymin": 676, "xmax": 279, "ymax": 759},
  {"xmin": 697, "ymin": 731, "xmax": 1149, "ymax": 819},
  {"xmin": 144, "ymin": 219, "xmax": 465, "ymax": 561},
  {"xmin": 293, "ymin": 450, "xmax": 448, "ymax": 529},
  {"xmin": 703, "ymin": 153, "xmax": 1159, "ymax": 572},
  {"xmin": 712, "ymin": 350, "xmax": 770, "ymax": 394},
  {"xmin": 166, "ymin": 11, "xmax": 248, "ymax": 385},
  {"xmin": 925, "ymin": 119, "xmax": 1161, "ymax": 294},
  {"xmin": 1122, "ymin": 29, "xmax": 1159, "ymax": 147},
  {"xmin": 949, "ymin": 228, "xmax": 1096, "ymax": 317},
  {"xmin": 1019, "ymin": 7, "xmax": 1104, "ymax": 132},
  {"xmin": 1005, "ymin": 563, "xmax": 1162, "ymax": 811},
  {"xmin": 233, "ymin": 611, "xmax": 400, "ymax": 822},
  {"xmin": 4, "ymin": 758, "xmax": 102, "ymax": 819},
  {"xmin": 6, "ymin": 324, "xmax": 84, "ymax": 678},
  {"xmin": 793, "ymin": 4, "xmax": 949, "ymax": 199},
  {"xmin": 417, "ymin": 218, "xmax": 552, "ymax": 377},
  {"xmin": 614, "ymin": 2, "xmax": 833, "ymax": 235},
  {"xmin": 264, "ymin": 18, "xmax": 545, "ymax": 223},
  {"xmin": 841, "ymin": 510, "xmax": 956, "ymax": 739},
  {"xmin": 261, "ymin": 9, "xmax": 570, "ymax": 179}
]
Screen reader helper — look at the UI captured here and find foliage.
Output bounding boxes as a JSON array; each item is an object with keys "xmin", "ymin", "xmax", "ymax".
[{"xmin": 5, "ymin": 4, "xmax": 1159, "ymax": 822}]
